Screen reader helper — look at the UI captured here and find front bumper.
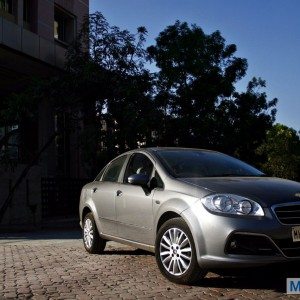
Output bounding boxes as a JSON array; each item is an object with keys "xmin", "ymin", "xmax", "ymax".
[{"xmin": 182, "ymin": 200, "xmax": 300, "ymax": 269}]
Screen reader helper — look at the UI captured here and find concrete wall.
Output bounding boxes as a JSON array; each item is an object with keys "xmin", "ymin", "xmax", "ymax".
[
  {"xmin": 0, "ymin": 16, "xmax": 66, "ymax": 68},
  {"xmin": 37, "ymin": 0, "xmax": 54, "ymax": 40},
  {"xmin": 0, "ymin": 0, "xmax": 89, "ymax": 69},
  {"xmin": 0, "ymin": 1, "xmax": 89, "ymax": 228}
]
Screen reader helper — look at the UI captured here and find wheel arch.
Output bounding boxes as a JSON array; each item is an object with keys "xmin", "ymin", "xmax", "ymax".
[
  {"xmin": 82, "ymin": 206, "xmax": 91, "ymax": 220},
  {"xmin": 80, "ymin": 200, "xmax": 103, "ymax": 234},
  {"xmin": 154, "ymin": 196, "xmax": 196, "ymax": 234},
  {"xmin": 155, "ymin": 201, "xmax": 207, "ymax": 268},
  {"xmin": 156, "ymin": 211, "xmax": 181, "ymax": 233}
]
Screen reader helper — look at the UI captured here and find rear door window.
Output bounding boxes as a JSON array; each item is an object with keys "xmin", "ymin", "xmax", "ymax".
[{"xmin": 102, "ymin": 155, "xmax": 127, "ymax": 182}]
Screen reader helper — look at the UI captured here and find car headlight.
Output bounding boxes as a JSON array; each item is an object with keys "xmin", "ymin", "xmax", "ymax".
[{"xmin": 201, "ymin": 194, "xmax": 264, "ymax": 216}]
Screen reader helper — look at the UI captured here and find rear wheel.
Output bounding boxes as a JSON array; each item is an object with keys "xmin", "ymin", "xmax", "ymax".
[
  {"xmin": 155, "ymin": 217, "xmax": 207, "ymax": 284},
  {"xmin": 83, "ymin": 212, "xmax": 106, "ymax": 254}
]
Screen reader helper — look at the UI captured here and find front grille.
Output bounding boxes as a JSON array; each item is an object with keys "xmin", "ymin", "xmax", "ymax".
[
  {"xmin": 274, "ymin": 238, "xmax": 300, "ymax": 257},
  {"xmin": 274, "ymin": 204, "xmax": 300, "ymax": 225}
]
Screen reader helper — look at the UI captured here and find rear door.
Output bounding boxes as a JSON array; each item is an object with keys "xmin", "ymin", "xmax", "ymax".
[{"xmin": 92, "ymin": 155, "xmax": 127, "ymax": 236}]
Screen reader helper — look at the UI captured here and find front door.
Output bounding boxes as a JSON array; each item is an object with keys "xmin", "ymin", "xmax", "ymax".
[{"xmin": 116, "ymin": 153, "xmax": 155, "ymax": 245}]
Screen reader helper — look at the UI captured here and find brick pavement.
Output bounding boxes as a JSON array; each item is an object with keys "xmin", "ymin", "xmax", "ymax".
[{"xmin": 0, "ymin": 230, "xmax": 299, "ymax": 299}]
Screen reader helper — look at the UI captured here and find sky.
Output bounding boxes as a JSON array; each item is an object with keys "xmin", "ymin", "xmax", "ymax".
[{"xmin": 90, "ymin": 0, "xmax": 300, "ymax": 132}]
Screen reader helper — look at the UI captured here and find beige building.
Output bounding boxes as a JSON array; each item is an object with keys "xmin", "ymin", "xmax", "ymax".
[{"xmin": 0, "ymin": 0, "xmax": 89, "ymax": 229}]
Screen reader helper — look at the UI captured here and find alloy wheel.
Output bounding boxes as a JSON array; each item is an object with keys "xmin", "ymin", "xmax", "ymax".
[
  {"xmin": 83, "ymin": 218, "xmax": 94, "ymax": 249},
  {"xmin": 159, "ymin": 227, "xmax": 192, "ymax": 276}
]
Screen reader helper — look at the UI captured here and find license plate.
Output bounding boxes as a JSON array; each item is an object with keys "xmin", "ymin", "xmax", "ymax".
[{"xmin": 292, "ymin": 226, "xmax": 300, "ymax": 242}]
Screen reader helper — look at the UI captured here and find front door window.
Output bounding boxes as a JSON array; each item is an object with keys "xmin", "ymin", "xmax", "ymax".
[{"xmin": 124, "ymin": 153, "xmax": 153, "ymax": 183}]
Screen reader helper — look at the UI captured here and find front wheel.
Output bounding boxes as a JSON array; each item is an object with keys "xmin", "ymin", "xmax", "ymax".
[
  {"xmin": 83, "ymin": 212, "xmax": 106, "ymax": 254},
  {"xmin": 155, "ymin": 217, "xmax": 207, "ymax": 284}
]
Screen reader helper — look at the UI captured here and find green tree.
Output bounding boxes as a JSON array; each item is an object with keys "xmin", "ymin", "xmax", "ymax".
[
  {"xmin": 148, "ymin": 21, "xmax": 277, "ymax": 166},
  {"xmin": 65, "ymin": 12, "xmax": 159, "ymax": 174},
  {"xmin": 148, "ymin": 21, "xmax": 248, "ymax": 147},
  {"xmin": 215, "ymin": 77, "xmax": 277, "ymax": 164},
  {"xmin": 257, "ymin": 124, "xmax": 300, "ymax": 181}
]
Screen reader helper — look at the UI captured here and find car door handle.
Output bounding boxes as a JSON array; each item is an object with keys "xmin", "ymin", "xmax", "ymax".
[
  {"xmin": 116, "ymin": 190, "xmax": 123, "ymax": 197},
  {"xmin": 92, "ymin": 187, "xmax": 98, "ymax": 193}
]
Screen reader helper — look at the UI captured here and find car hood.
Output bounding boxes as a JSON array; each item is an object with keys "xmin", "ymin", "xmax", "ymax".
[{"xmin": 179, "ymin": 177, "xmax": 300, "ymax": 207}]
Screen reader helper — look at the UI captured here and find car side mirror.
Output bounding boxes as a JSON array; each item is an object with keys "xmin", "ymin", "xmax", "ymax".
[{"xmin": 128, "ymin": 173, "xmax": 149, "ymax": 186}]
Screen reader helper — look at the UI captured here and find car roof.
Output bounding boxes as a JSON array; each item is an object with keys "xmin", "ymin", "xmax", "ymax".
[{"xmin": 123, "ymin": 147, "xmax": 220, "ymax": 156}]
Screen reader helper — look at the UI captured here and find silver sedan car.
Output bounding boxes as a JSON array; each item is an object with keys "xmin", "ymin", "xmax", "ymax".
[{"xmin": 79, "ymin": 148, "xmax": 300, "ymax": 284}]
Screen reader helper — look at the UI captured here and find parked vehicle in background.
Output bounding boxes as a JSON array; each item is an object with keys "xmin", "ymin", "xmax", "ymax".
[{"xmin": 79, "ymin": 147, "xmax": 300, "ymax": 284}]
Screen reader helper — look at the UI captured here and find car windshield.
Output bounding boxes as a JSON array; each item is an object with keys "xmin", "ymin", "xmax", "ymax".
[{"xmin": 156, "ymin": 149, "xmax": 264, "ymax": 178}]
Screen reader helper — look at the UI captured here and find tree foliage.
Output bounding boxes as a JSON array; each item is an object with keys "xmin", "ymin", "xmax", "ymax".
[
  {"xmin": 215, "ymin": 77, "xmax": 277, "ymax": 163},
  {"xmin": 148, "ymin": 22, "xmax": 248, "ymax": 147},
  {"xmin": 65, "ymin": 12, "xmax": 158, "ymax": 174},
  {"xmin": 257, "ymin": 124, "xmax": 300, "ymax": 181},
  {"xmin": 148, "ymin": 21, "xmax": 277, "ymax": 164},
  {"xmin": 0, "ymin": 12, "xmax": 284, "ymax": 178}
]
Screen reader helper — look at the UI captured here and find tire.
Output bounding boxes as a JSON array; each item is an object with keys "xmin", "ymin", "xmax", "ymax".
[
  {"xmin": 83, "ymin": 212, "xmax": 106, "ymax": 254},
  {"xmin": 155, "ymin": 217, "xmax": 207, "ymax": 284}
]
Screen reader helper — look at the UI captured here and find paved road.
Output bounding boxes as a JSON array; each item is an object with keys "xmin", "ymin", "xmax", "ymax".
[{"xmin": 0, "ymin": 229, "xmax": 298, "ymax": 299}]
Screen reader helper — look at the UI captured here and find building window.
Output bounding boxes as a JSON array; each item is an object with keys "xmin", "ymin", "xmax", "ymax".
[
  {"xmin": 54, "ymin": 6, "xmax": 76, "ymax": 45},
  {"xmin": 0, "ymin": 0, "xmax": 15, "ymax": 23},
  {"xmin": 23, "ymin": 0, "xmax": 30, "ymax": 23},
  {"xmin": 0, "ymin": 125, "xmax": 19, "ymax": 163},
  {"xmin": 0, "ymin": 0, "xmax": 12, "ymax": 14},
  {"xmin": 22, "ymin": 0, "xmax": 37, "ymax": 32}
]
